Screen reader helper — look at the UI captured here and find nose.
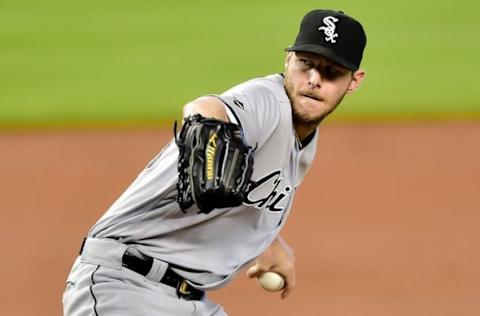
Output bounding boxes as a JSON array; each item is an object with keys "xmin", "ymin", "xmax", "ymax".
[{"xmin": 307, "ymin": 69, "xmax": 322, "ymax": 89}]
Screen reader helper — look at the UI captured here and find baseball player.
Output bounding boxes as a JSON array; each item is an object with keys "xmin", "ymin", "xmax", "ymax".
[{"xmin": 63, "ymin": 9, "xmax": 367, "ymax": 316}]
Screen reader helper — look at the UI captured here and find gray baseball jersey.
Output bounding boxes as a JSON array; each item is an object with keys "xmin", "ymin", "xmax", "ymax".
[{"xmin": 88, "ymin": 73, "xmax": 318, "ymax": 290}]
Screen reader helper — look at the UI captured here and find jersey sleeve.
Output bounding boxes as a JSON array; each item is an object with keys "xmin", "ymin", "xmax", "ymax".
[{"xmin": 213, "ymin": 83, "xmax": 282, "ymax": 149}]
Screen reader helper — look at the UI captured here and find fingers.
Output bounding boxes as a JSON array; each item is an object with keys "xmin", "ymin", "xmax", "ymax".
[
  {"xmin": 280, "ymin": 276, "xmax": 295, "ymax": 299},
  {"xmin": 280, "ymin": 263, "xmax": 296, "ymax": 299},
  {"xmin": 246, "ymin": 261, "xmax": 277, "ymax": 277},
  {"xmin": 247, "ymin": 263, "xmax": 296, "ymax": 299},
  {"xmin": 246, "ymin": 264, "xmax": 261, "ymax": 278},
  {"xmin": 281, "ymin": 287, "xmax": 291, "ymax": 299}
]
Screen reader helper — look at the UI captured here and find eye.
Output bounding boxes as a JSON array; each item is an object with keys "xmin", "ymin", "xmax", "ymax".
[
  {"xmin": 298, "ymin": 58, "xmax": 314, "ymax": 68},
  {"xmin": 326, "ymin": 66, "xmax": 339, "ymax": 75},
  {"xmin": 323, "ymin": 66, "xmax": 344, "ymax": 80}
]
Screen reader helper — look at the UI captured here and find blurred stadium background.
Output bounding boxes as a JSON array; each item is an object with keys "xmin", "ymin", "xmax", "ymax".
[
  {"xmin": 1, "ymin": 1, "xmax": 479, "ymax": 316},
  {"xmin": 1, "ymin": 0, "xmax": 478, "ymax": 128}
]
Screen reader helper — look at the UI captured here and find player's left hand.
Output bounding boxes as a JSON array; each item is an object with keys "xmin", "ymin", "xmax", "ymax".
[
  {"xmin": 175, "ymin": 114, "xmax": 254, "ymax": 214},
  {"xmin": 246, "ymin": 236, "xmax": 295, "ymax": 299}
]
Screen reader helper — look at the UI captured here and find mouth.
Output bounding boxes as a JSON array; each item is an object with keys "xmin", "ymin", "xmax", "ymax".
[{"xmin": 300, "ymin": 93, "xmax": 323, "ymax": 102}]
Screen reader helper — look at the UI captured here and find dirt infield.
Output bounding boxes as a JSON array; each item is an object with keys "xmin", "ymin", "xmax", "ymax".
[{"xmin": 1, "ymin": 122, "xmax": 479, "ymax": 316}]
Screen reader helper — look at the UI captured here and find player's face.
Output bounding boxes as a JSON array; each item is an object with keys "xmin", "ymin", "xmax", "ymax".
[{"xmin": 284, "ymin": 52, "xmax": 364, "ymax": 131}]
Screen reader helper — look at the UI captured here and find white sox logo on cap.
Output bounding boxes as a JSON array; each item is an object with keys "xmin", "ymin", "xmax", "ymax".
[
  {"xmin": 318, "ymin": 16, "xmax": 339, "ymax": 43},
  {"xmin": 285, "ymin": 9, "xmax": 367, "ymax": 70}
]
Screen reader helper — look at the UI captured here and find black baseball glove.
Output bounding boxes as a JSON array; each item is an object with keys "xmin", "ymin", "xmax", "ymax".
[{"xmin": 175, "ymin": 114, "xmax": 254, "ymax": 214}]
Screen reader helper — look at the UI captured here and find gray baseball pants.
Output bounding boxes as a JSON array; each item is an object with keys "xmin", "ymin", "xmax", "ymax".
[{"xmin": 62, "ymin": 238, "xmax": 226, "ymax": 316}]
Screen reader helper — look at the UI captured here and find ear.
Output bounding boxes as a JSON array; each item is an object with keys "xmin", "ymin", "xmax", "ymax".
[
  {"xmin": 284, "ymin": 52, "xmax": 293, "ymax": 69},
  {"xmin": 347, "ymin": 69, "xmax": 366, "ymax": 94}
]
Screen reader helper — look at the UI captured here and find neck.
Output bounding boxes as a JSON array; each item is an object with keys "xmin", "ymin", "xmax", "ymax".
[{"xmin": 294, "ymin": 123, "xmax": 317, "ymax": 141}]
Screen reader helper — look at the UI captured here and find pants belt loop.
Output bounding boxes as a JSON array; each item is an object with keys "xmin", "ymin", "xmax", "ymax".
[
  {"xmin": 145, "ymin": 257, "xmax": 168, "ymax": 283},
  {"xmin": 81, "ymin": 237, "xmax": 128, "ymax": 269}
]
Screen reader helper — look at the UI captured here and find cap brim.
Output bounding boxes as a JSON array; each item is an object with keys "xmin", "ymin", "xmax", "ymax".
[{"xmin": 285, "ymin": 44, "xmax": 358, "ymax": 71}]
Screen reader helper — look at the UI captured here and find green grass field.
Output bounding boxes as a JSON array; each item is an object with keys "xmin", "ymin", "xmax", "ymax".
[{"xmin": 1, "ymin": 0, "xmax": 479, "ymax": 128}]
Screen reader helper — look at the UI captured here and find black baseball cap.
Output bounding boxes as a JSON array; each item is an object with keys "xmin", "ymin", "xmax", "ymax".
[{"xmin": 285, "ymin": 10, "xmax": 367, "ymax": 70}]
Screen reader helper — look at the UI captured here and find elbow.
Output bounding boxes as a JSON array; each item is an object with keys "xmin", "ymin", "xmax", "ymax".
[{"xmin": 182, "ymin": 96, "xmax": 229, "ymax": 122}]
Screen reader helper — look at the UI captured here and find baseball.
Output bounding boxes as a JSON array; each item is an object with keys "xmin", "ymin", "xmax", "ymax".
[{"xmin": 257, "ymin": 271, "xmax": 285, "ymax": 292}]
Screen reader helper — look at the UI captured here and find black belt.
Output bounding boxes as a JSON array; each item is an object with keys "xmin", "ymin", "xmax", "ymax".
[
  {"xmin": 121, "ymin": 250, "xmax": 204, "ymax": 301},
  {"xmin": 79, "ymin": 239, "xmax": 204, "ymax": 301}
]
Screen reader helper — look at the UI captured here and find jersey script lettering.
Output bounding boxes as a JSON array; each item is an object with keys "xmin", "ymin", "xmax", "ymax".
[{"xmin": 245, "ymin": 171, "xmax": 292, "ymax": 212}]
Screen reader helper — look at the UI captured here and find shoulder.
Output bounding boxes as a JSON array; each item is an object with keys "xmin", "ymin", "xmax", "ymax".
[
  {"xmin": 218, "ymin": 74, "xmax": 291, "ymax": 122},
  {"xmin": 211, "ymin": 74, "xmax": 292, "ymax": 148},
  {"xmin": 224, "ymin": 74, "xmax": 289, "ymax": 104}
]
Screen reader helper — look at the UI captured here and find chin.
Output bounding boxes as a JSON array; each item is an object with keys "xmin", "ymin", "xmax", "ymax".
[
  {"xmin": 292, "ymin": 104, "xmax": 329, "ymax": 126},
  {"xmin": 292, "ymin": 110, "xmax": 325, "ymax": 127}
]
